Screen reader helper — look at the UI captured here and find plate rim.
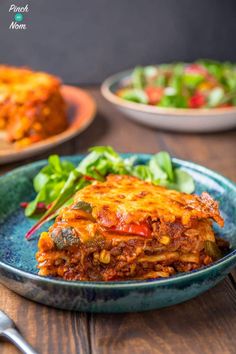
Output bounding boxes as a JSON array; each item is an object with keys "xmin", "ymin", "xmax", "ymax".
[
  {"xmin": 0, "ymin": 154, "xmax": 236, "ymax": 288},
  {"xmin": 101, "ymin": 69, "xmax": 236, "ymax": 116}
]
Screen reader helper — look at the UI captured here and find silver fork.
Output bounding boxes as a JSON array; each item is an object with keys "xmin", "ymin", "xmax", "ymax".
[{"xmin": 0, "ymin": 310, "xmax": 38, "ymax": 354}]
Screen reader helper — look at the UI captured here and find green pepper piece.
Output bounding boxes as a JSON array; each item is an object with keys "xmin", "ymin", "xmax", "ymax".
[
  {"xmin": 72, "ymin": 200, "xmax": 92, "ymax": 213},
  {"xmin": 204, "ymin": 240, "xmax": 222, "ymax": 260}
]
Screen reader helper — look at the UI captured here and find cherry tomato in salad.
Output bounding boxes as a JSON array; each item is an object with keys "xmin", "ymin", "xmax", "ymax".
[
  {"xmin": 145, "ymin": 86, "xmax": 163, "ymax": 105},
  {"xmin": 188, "ymin": 92, "xmax": 206, "ymax": 108},
  {"xmin": 185, "ymin": 64, "xmax": 207, "ymax": 76}
]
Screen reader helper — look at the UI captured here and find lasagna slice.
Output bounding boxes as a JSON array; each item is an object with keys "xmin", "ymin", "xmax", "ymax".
[
  {"xmin": 36, "ymin": 175, "xmax": 227, "ymax": 281},
  {"xmin": 0, "ymin": 65, "xmax": 67, "ymax": 147}
]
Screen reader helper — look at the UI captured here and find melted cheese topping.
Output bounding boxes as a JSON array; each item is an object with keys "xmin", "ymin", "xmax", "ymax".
[{"xmin": 74, "ymin": 175, "xmax": 224, "ymax": 227}]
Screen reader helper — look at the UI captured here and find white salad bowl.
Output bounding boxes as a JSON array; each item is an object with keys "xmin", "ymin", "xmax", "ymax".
[{"xmin": 101, "ymin": 70, "xmax": 236, "ymax": 133}]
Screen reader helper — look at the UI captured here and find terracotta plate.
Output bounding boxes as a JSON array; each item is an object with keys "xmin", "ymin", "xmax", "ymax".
[{"xmin": 0, "ymin": 85, "xmax": 96, "ymax": 164}]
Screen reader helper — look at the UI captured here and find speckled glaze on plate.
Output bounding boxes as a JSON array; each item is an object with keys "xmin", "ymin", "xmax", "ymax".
[
  {"xmin": 0, "ymin": 86, "xmax": 96, "ymax": 164},
  {"xmin": 0, "ymin": 155, "xmax": 236, "ymax": 313}
]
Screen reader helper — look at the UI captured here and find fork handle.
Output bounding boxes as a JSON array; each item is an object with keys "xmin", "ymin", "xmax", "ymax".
[{"xmin": 2, "ymin": 328, "xmax": 38, "ymax": 354}]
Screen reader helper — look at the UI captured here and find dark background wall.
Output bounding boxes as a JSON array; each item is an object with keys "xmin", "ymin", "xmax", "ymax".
[{"xmin": 0, "ymin": 0, "xmax": 236, "ymax": 84}]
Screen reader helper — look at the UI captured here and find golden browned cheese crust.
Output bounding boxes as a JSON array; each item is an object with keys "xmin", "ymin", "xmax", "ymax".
[
  {"xmin": 75, "ymin": 175, "xmax": 224, "ymax": 227},
  {"xmin": 36, "ymin": 175, "xmax": 226, "ymax": 281},
  {"xmin": 0, "ymin": 65, "xmax": 67, "ymax": 146}
]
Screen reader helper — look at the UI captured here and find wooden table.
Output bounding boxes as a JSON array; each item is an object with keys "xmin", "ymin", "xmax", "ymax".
[{"xmin": 0, "ymin": 87, "xmax": 236, "ymax": 354}]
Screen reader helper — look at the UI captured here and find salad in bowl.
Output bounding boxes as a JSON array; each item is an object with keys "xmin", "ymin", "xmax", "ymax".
[
  {"xmin": 101, "ymin": 60, "xmax": 236, "ymax": 132},
  {"xmin": 116, "ymin": 60, "xmax": 236, "ymax": 109}
]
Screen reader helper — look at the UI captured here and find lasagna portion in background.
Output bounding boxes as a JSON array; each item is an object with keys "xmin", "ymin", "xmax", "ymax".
[
  {"xmin": 0, "ymin": 65, "xmax": 67, "ymax": 147},
  {"xmin": 36, "ymin": 175, "xmax": 228, "ymax": 281}
]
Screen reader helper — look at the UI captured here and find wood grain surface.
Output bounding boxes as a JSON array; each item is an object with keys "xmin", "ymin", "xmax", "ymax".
[{"xmin": 0, "ymin": 87, "xmax": 236, "ymax": 354}]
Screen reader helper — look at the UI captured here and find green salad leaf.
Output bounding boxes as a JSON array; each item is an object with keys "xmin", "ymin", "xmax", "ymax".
[
  {"xmin": 119, "ymin": 89, "xmax": 148, "ymax": 104},
  {"xmin": 132, "ymin": 66, "xmax": 145, "ymax": 89},
  {"xmin": 25, "ymin": 155, "xmax": 75, "ymax": 217},
  {"xmin": 143, "ymin": 66, "xmax": 157, "ymax": 78},
  {"xmin": 153, "ymin": 151, "xmax": 174, "ymax": 181},
  {"xmin": 207, "ymin": 87, "xmax": 224, "ymax": 107},
  {"xmin": 77, "ymin": 146, "xmax": 134, "ymax": 177},
  {"xmin": 149, "ymin": 156, "xmax": 168, "ymax": 180},
  {"xmin": 173, "ymin": 169, "xmax": 195, "ymax": 193},
  {"xmin": 157, "ymin": 94, "xmax": 188, "ymax": 108},
  {"xmin": 24, "ymin": 146, "xmax": 195, "ymax": 239},
  {"xmin": 132, "ymin": 165, "xmax": 153, "ymax": 181},
  {"xmin": 183, "ymin": 72, "xmax": 204, "ymax": 88}
]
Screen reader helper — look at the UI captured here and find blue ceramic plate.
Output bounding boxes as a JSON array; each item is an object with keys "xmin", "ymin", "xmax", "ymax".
[{"xmin": 0, "ymin": 155, "xmax": 236, "ymax": 313}]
